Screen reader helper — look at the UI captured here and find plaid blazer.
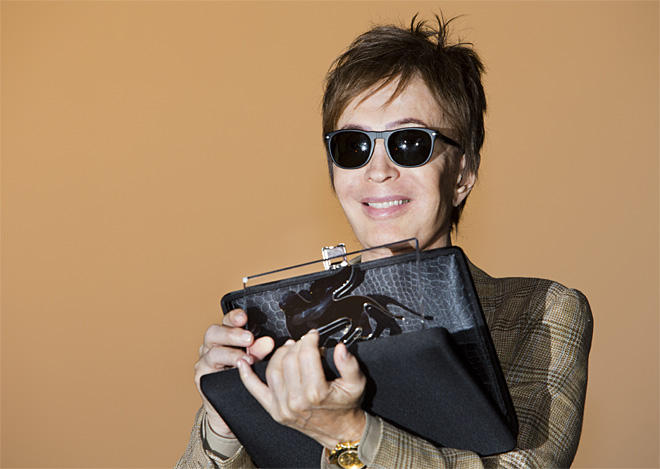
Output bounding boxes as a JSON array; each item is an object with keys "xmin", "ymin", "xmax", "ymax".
[{"xmin": 176, "ymin": 262, "xmax": 593, "ymax": 468}]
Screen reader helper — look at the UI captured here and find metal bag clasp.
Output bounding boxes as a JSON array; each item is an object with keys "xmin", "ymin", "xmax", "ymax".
[{"xmin": 322, "ymin": 243, "xmax": 348, "ymax": 271}]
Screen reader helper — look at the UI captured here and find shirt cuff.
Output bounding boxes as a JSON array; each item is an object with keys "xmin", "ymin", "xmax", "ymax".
[
  {"xmin": 358, "ymin": 412, "xmax": 383, "ymax": 465},
  {"xmin": 202, "ymin": 412, "xmax": 243, "ymax": 460}
]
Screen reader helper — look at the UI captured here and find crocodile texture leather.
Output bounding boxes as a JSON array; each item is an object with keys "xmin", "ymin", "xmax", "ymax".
[{"xmin": 223, "ymin": 247, "xmax": 484, "ymax": 340}]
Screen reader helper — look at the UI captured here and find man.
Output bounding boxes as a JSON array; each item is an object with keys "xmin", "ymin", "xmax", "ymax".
[{"xmin": 178, "ymin": 16, "xmax": 592, "ymax": 468}]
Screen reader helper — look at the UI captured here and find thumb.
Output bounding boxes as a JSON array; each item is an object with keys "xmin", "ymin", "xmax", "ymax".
[
  {"xmin": 333, "ymin": 343, "xmax": 365, "ymax": 390},
  {"xmin": 248, "ymin": 336, "xmax": 275, "ymax": 361}
]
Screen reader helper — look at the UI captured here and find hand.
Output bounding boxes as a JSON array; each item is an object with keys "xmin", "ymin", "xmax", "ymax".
[
  {"xmin": 237, "ymin": 330, "xmax": 367, "ymax": 448},
  {"xmin": 194, "ymin": 308, "xmax": 275, "ymax": 437}
]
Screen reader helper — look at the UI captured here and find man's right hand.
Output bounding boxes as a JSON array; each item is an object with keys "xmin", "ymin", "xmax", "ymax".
[{"xmin": 194, "ymin": 308, "xmax": 275, "ymax": 437}]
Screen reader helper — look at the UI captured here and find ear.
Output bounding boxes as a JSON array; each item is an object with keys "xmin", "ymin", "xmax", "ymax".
[{"xmin": 453, "ymin": 155, "xmax": 476, "ymax": 207}]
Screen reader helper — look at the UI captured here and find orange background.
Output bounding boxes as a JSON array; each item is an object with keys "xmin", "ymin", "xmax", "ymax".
[{"xmin": 1, "ymin": 1, "xmax": 658, "ymax": 467}]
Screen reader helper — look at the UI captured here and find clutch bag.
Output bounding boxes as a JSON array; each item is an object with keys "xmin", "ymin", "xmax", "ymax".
[{"xmin": 201, "ymin": 241, "xmax": 517, "ymax": 468}]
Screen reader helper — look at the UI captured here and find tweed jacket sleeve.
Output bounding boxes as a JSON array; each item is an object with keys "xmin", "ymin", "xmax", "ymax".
[
  {"xmin": 175, "ymin": 407, "xmax": 255, "ymax": 469},
  {"xmin": 336, "ymin": 265, "xmax": 593, "ymax": 469}
]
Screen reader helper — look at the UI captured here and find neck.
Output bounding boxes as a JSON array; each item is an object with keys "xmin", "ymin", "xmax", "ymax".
[{"xmin": 360, "ymin": 232, "xmax": 452, "ymax": 262}]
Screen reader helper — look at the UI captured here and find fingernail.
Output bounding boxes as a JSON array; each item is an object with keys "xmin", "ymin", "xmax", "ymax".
[
  {"xmin": 285, "ymin": 339, "xmax": 295, "ymax": 345},
  {"xmin": 307, "ymin": 329, "xmax": 318, "ymax": 335},
  {"xmin": 242, "ymin": 331, "xmax": 252, "ymax": 343},
  {"xmin": 237, "ymin": 359, "xmax": 247, "ymax": 376},
  {"xmin": 338, "ymin": 344, "xmax": 348, "ymax": 360}
]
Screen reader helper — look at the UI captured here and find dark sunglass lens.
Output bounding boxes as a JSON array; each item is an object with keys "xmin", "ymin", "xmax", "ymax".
[
  {"xmin": 388, "ymin": 130, "xmax": 432, "ymax": 166},
  {"xmin": 330, "ymin": 131, "xmax": 371, "ymax": 168}
]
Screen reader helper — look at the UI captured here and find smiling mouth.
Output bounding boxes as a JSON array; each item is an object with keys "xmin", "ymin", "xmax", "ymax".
[{"xmin": 364, "ymin": 199, "xmax": 410, "ymax": 209}]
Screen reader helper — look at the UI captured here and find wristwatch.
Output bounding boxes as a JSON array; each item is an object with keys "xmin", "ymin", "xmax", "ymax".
[{"xmin": 327, "ymin": 440, "xmax": 365, "ymax": 469}]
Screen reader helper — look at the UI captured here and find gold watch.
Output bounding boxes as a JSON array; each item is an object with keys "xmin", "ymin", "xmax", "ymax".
[{"xmin": 327, "ymin": 440, "xmax": 365, "ymax": 469}]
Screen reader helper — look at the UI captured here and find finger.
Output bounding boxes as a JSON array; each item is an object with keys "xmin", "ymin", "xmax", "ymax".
[
  {"xmin": 266, "ymin": 340, "xmax": 295, "ymax": 407},
  {"xmin": 268, "ymin": 339, "xmax": 295, "ymax": 370},
  {"xmin": 281, "ymin": 340, "xmax": 303, "ymax": 405},
  {"xmin": 333, "ymin": 343, "xmax": 365, "ymax": 392},
  {"xmin": 202, "ymin": 346, "xmax": 253, "ymax": 371},
  {"xmin": 222, "ymin": 308, "xmax": 248, "ymax": 328},
  {"xmin": 237, "ymin": 358, "xmax": 276, "ymax": 414},
  {"xmin": 204, "ymin": 323, "xmax": 254, "ymax": 348},
  {"xmin": 298, "ymin": 331, "xmax": 327, "ymax": 402},
  {"xmin": 194, "ymin": 353, "xmax": 250, "ymax": 393},
  {"xmin": 248, "ymin": 336, "xmax": 275, "ymax": 361}
]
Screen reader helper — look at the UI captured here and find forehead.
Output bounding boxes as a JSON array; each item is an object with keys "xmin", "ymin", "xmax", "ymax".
[{"xmin": 337, "ymin": 76, "xmax": 446, "ymax": 130}]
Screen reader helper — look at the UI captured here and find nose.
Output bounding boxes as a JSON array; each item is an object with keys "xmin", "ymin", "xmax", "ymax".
[{"xmin": 364, "ymin": 138, "xmax": 399, "ymax": 183}]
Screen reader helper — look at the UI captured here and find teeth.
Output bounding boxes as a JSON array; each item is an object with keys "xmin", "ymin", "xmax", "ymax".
[{"xmin": 366, "ymin": 199, "xmax": 409, "ymax": 209}]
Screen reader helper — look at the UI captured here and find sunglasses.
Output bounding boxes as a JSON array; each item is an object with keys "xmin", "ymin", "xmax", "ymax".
[{"xmin": 325, "ymin": 127, "xmax": 462, "ymax": 170}]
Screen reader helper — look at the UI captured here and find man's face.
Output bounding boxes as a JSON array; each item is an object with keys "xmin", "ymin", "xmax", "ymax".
[{"xmin": 333, "ymin": 76, "xmax": 470, "ymax": 260}]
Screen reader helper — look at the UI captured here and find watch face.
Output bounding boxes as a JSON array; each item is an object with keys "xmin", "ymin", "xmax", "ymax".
[{"xmin": 337, "ymin": 449, "xmax": 364, "ymax": 469}]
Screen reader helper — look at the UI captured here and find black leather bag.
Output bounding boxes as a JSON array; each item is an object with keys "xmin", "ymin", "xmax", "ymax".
[{"xmin": 201, "ymin": 246, "xmax": 517, "ymax": 468}]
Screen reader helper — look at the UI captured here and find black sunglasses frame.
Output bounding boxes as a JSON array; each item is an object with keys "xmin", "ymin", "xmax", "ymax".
[{"xmin": 324, "ymin": 127, "xmax": 462, "ymax": 170}]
